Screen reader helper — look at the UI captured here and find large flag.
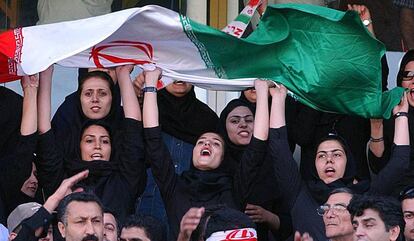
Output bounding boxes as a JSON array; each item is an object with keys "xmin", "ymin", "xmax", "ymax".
[{"xmin": 0, "ymin": 4, "xmax": 404, "ymax": 118}]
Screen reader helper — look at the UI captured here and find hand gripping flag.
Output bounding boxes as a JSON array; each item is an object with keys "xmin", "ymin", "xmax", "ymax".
[{"xmin": 0, "ymin": 4, "xmax": 404, "ymax": 118}]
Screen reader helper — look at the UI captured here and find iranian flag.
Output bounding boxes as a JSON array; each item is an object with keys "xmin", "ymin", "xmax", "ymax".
[{"xmin": 0, "ymin": 3, "xmax": 404, "ymax": 118}]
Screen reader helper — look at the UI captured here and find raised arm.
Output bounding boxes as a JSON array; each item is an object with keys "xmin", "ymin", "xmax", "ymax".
[
  {"xmin": 268, "ymin": 84, "xmax": 302, "ymax": 209},
  {"xmin": 253, "ymin": 80, "xmax": 269, "ymax": 140},
  {"xmin": 142, "ymin": 68, "xmax": 178, "ymax": 199},
  {"xmin": 38, "ymin": 66, "xmax": 53, "ymax": 134},
  {"xmin": 348, "ymin": 4, "xmax": 375, "ymax": 36},
  {"xmin": 20, "ymin": 75, "xmax": 39, "ymax": 135},
  {"xmin": 116, "ymin": 65, "xmax": 141, "ymax": 121},
  {"xmin": 370, "ymin": 92, "xmax": 410, "ymax": 194}
]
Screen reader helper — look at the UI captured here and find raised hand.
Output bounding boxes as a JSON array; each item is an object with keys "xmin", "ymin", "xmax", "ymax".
[
  {"xmin": 21, "ymin": 75, "xmax": 39, "ymax": 90},
  {"xmin": 177, "ymin": 207, "xmax": 205, "ymax": 241},
  {"xmin": 393, "ymin": 91, "xmax": 409, "ymax": 115}
]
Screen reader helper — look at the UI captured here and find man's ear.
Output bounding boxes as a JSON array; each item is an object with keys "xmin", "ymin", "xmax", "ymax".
[
  {"xmin": 58, "ymin": 221, "xmax": 66, "ymax": 238},
  {"xmin": 389, "ymin": 225, "xmax": 400, "ymax": 241}
]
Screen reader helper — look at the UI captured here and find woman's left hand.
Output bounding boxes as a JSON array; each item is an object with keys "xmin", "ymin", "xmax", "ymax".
[
  {"xmin": 393, "ymin": 91, "xmax": 409, "ymax": 114},
  {"xmin": 245, "ymin": 204, "xmax": 278, "ymax": 224}
]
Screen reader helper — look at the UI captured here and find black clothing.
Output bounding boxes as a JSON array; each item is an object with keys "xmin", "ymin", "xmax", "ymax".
[
  {"xmin": 290, "ymin": 106, "xmax": 371, "ymax": 180},
  {"xmin": 218, "ymin": 98, "xmax": 291, "ymax": 241},
  {"xmin": 12, "ymin": 207, "xmax": 53, "ymax": 241},
  {"xmin": 51, "ymin": 85, "xmax": 124, "ymax": 164},
  {"xmin": 158, "ymin": 87, "xmax": 218, "ymax": 145},
  {"xmin": 0, "ymin": 87, "xmax": 22, "ymax": 157},
  {"xmin": 143, "ymin": 126, "xmax": 267, "ymax": 240},
  {"xmin": 269, "ymin": 126, "xmax": 409, "ymax": 241},
  {"xmin": 37, "ymin": 118, "xmax": 146, "ymax": 221},
  {"xmin": 0, "ymin": 133, "xmax": 40, "ymax": 225},
  {"xmin": 368, "ymin": 107, "xmax": 414, "ymax": 196}
]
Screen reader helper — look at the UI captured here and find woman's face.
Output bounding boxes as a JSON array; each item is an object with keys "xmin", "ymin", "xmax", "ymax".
[
  {"xmin": 401, "ymin": 61, "xmax": 414, "ymax": 107},
  {"xmin": 20, "ymin": 163, "xmax": 38, "ymax": 198},
  {"xmin": 80, "ymin": 77, "xmax": 112, "ymax": 119},
  {"xmin": 225, "ymin": 106, "xmax": 254, "ymax": 146},
  {"xmin": 192, "ymin": 132, "xmax": 224, "ymax": 171},
  {"xmin": 80, "ymin": 125, "xmax": 111, "ymax": 161},
  {"xmin": 315, "ymin": 140, "xmax": 347, "ymax": 184}
]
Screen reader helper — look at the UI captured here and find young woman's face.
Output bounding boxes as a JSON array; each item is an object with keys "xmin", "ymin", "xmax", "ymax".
[
  {"xmin": 401, "ymin": 61, "xmax": 414, "ymax": 107},
  {"xmin": 192, "ymin": 132, "xmax": 225, "ymax": 171},
  {"xmin": 20, "ymin": 163, "xmax": 38, "ymax": 198},
  {"xmin": 80, "ymin": 77, "xmax": 112, "ymax": 119},
  {"xmin": 80, "ymin": 125, "xmax": 111, "ymax": 161},
  {"xmin": 315, "ymin": 140, "xmax": 347, "ymax": 184},
  {"xmin": 225, "ymin": 106, "xmax": 254, "ymax": 146}
]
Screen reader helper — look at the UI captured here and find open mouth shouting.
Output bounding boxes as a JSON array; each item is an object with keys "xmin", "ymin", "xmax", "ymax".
[
  {"xmin": 200, "ymin": 147, "xmax": 212, "ymax": 157},
  {"xmin": 91, "ymin": 153, "xmax": 103, "ymax": 160}
]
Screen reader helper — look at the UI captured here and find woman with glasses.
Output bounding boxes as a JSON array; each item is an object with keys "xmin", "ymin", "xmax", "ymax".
[
  {"xmin": 369, "ymin": 49, "xmax": 414, "ymax": 197},
  {"xmin": 268, "ymin": 83, "xmax": 409, "ymax": 240}
]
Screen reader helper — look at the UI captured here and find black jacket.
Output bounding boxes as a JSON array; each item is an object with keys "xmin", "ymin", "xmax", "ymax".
[{"xmin": 12, "ymin": 207, "xmax": 53, "ymax": 241}]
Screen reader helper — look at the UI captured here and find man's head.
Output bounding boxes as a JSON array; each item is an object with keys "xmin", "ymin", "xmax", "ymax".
[
  {"xmin": 348, "ymin": 194, "xmax": 403, "ymax": 241},
  {"xmin": 7, "ymin": 202, "xmax": 42, "ymax": 240},
  {"xmin": 103, "ymin": 209, "xmax": 119, "ymax": 241},
  {"xmin": 400, "ymin": 186, "xmax": 414, "ymax": 241},
  {"xmin": 120, "ymin": 214, "xmax": 165, "ymax": 241},
  {"xmin": 57, "ymin": 192, "xmax": 104, "ymax": 241},
  {"xmin": 318, "ymin": 188, "xmax": 354, "ymax": 241}
]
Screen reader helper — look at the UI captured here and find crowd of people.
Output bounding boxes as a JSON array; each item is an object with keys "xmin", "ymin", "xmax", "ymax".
[{"xmin": 1, "ymin": 1, "xmax": 414, "ymax": 241}]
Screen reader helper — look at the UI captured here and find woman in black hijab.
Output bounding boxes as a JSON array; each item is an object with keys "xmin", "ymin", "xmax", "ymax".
[
  {"xmin": 268, "ymin": 84, "xmax": 410, "ymax": 240},
  {"xmin": 36, "ymin": 65, "xmax": 146, "ymax": 222},
  {"xmin": 218, "ymin": 98, "xmax": 291, "ymax": 241},
  {"xmin": 142, "ymin": 68, "xmax": 269, "ymax": 240},
  {"xmin": 51, "ymin": 67, "xmax": 124, "ymax": 164}
]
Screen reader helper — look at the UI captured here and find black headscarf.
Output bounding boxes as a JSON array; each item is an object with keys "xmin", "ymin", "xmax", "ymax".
[
  {"xmin": 158, "ymin": 86, "xmax": 218, "ymax": 145},
  {"xmin": 397, "ymin": 49, "xmax": 414, "ymax": 87},
  {"xmin": 306, "ymin": 134, "xmax": 370, "ymax": 204},
  {"xmin": 217, "ymin": 99, "xmax": 255, "ymax": 174},
  {"xmin": 51, "ymin": 71, "xmax": 124, "ymax": 164}
]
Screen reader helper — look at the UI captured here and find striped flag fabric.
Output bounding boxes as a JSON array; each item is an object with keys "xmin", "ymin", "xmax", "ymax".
[{"xmin": 0, "ymin": 4, "xmax": 404, "ymax": 118}]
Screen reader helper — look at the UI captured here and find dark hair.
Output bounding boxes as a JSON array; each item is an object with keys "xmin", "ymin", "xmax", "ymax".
[
  {"xmin": 329, "ymin": 187, "xmax": 354, "ymax": 196},
  {"xmin": 57, "ymin": 192, "xmax": 104, "ymax": 225},
  {"xmin": 77, "ymin": 70, "xmax": 115, "ymax": 95},
  {"xmin": 396, "ymin": 50, "xmax": 414, "ymax": 87},
  {"xmin": 348, "ymin": 194, "xmax": 403, "ymax": 232},
  {"xmin": 122, "ymin": 214, "xmax": 166, "ymax": 241},
  {"xmin": 191, "ymin": 205, "xmax": 256, "ymax": 241},
  {"xmin": 399, "ymin": 186, "xmax": 414, "ymax": 201},
  {"xmin": 80, "ymin": 119, "xmax": 113, "ymax": 141},
  {"xmin": 103, "ymin": 207, "xmax": 120, "ymax": 237}
]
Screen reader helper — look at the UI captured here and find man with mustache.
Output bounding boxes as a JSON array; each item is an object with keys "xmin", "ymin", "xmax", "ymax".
[{"xmin": 57, "ymin": 191, "xmax": 104, "ymax": 241}]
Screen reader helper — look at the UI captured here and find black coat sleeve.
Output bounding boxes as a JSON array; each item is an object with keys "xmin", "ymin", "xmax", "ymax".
[
  {"xmin": 234, "ymin": 137, "xmax": 267, "ymax": 206},
  {"xmin": 144, "ymin": 126, "xmax": 177, "ymax": 200},
  {"xmin": 12, "ymin": 207, "xmax": 53, "ymax": 241},
  {"xmin": 367, "ymin": 118, "xmax": 394, "ymax": 174},
  {"xmin": 117, "ymin": 118, "xmax": 147, "ymax": 198},
  {"xmin": 36, "ymin": 130, "xmax": 65, "ymax": 198},
  {"xmin": 268, "ymin": 127, "xmax": 302, "ymax": 210}
]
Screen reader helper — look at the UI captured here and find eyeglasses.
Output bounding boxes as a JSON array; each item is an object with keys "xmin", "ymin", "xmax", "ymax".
[
  {"xmin": 402, "ymin": 71, "xmax": 414, "ymax": 81},
  {"xmin": 399, "ymin": 187, "xmax": 414, "ymax": 201},
  {"xmin": 317, "ymin": 204, "xmax": 348, "ymax": 216}
]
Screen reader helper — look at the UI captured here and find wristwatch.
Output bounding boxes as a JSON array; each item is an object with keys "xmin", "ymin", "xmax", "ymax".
[{"xmin": 363, "ymin": 19, "xmax": 372, "ymax": 27}]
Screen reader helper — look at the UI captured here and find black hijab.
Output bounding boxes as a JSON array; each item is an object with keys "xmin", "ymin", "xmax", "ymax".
[
  {"xmin": 397, "ymin": 49, "xmax": 414, "ymax": 87},
  {"xmin": 158, "ymin": 86, "xmax": 218, "ymax": 145},
  {"xmin": 51, "ymin": 71, "xmax": 124, "ymax": 164},
  {"xmin": 217, "ymin": 99, "xmax": 255, "ymax": 174},
  {"xmin": 306, "ymin": 134, "xmax": 370, "ymax": 204}
]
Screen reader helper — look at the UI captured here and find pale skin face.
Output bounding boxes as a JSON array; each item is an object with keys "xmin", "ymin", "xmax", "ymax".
[
  {"xmin": 80, "ymin": 125, "xmax": 111, "ymax": 161},
  {"xmin": 225, "ymin": 106, "xmax": 254, "ymax": 146},
  {"xmin": 20, "ymin": 162, "xmax": 38, "ymax": 198},
  {"xmin": 165, "ymin": 81, "xmax": 192, "ymax": 98},
  {"xmin": 58, "ymin": 201, "xmax": 104, "ymax": 241},
  {"xmin": 80, "ymin": 77, "xmax": 112, "ymax": 120},
  {"xmin": 104, "ymin": 213, "xmax": 118, "ymax": 241},
  {"xmin": 192, "ymin": 132, "xmax": 225, "ymax": 171},
  {"xmin": 120, "ymin": 227, "xmax": 150, "ymax": 241},
  {"xmin": 352, "ymin": 208, "xmax": 400, "ymax": 241},
  {"xmin": 323, "ymin": 193, "xmax": 354, "ymax": 240},
  {"xmin": 243, "ymin": 88, "xmax": 257, "ymax": 103},
  {"xmin": 315, "ymin": 140, "xmax": 347, "ymax": 184},
  {"xmin": 401, "ymin": 61, "xmax": 414, "ymax": 107},
  {"xmin": 402, "ymin": 198, "xmax": 414, "ymax": 241}
]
